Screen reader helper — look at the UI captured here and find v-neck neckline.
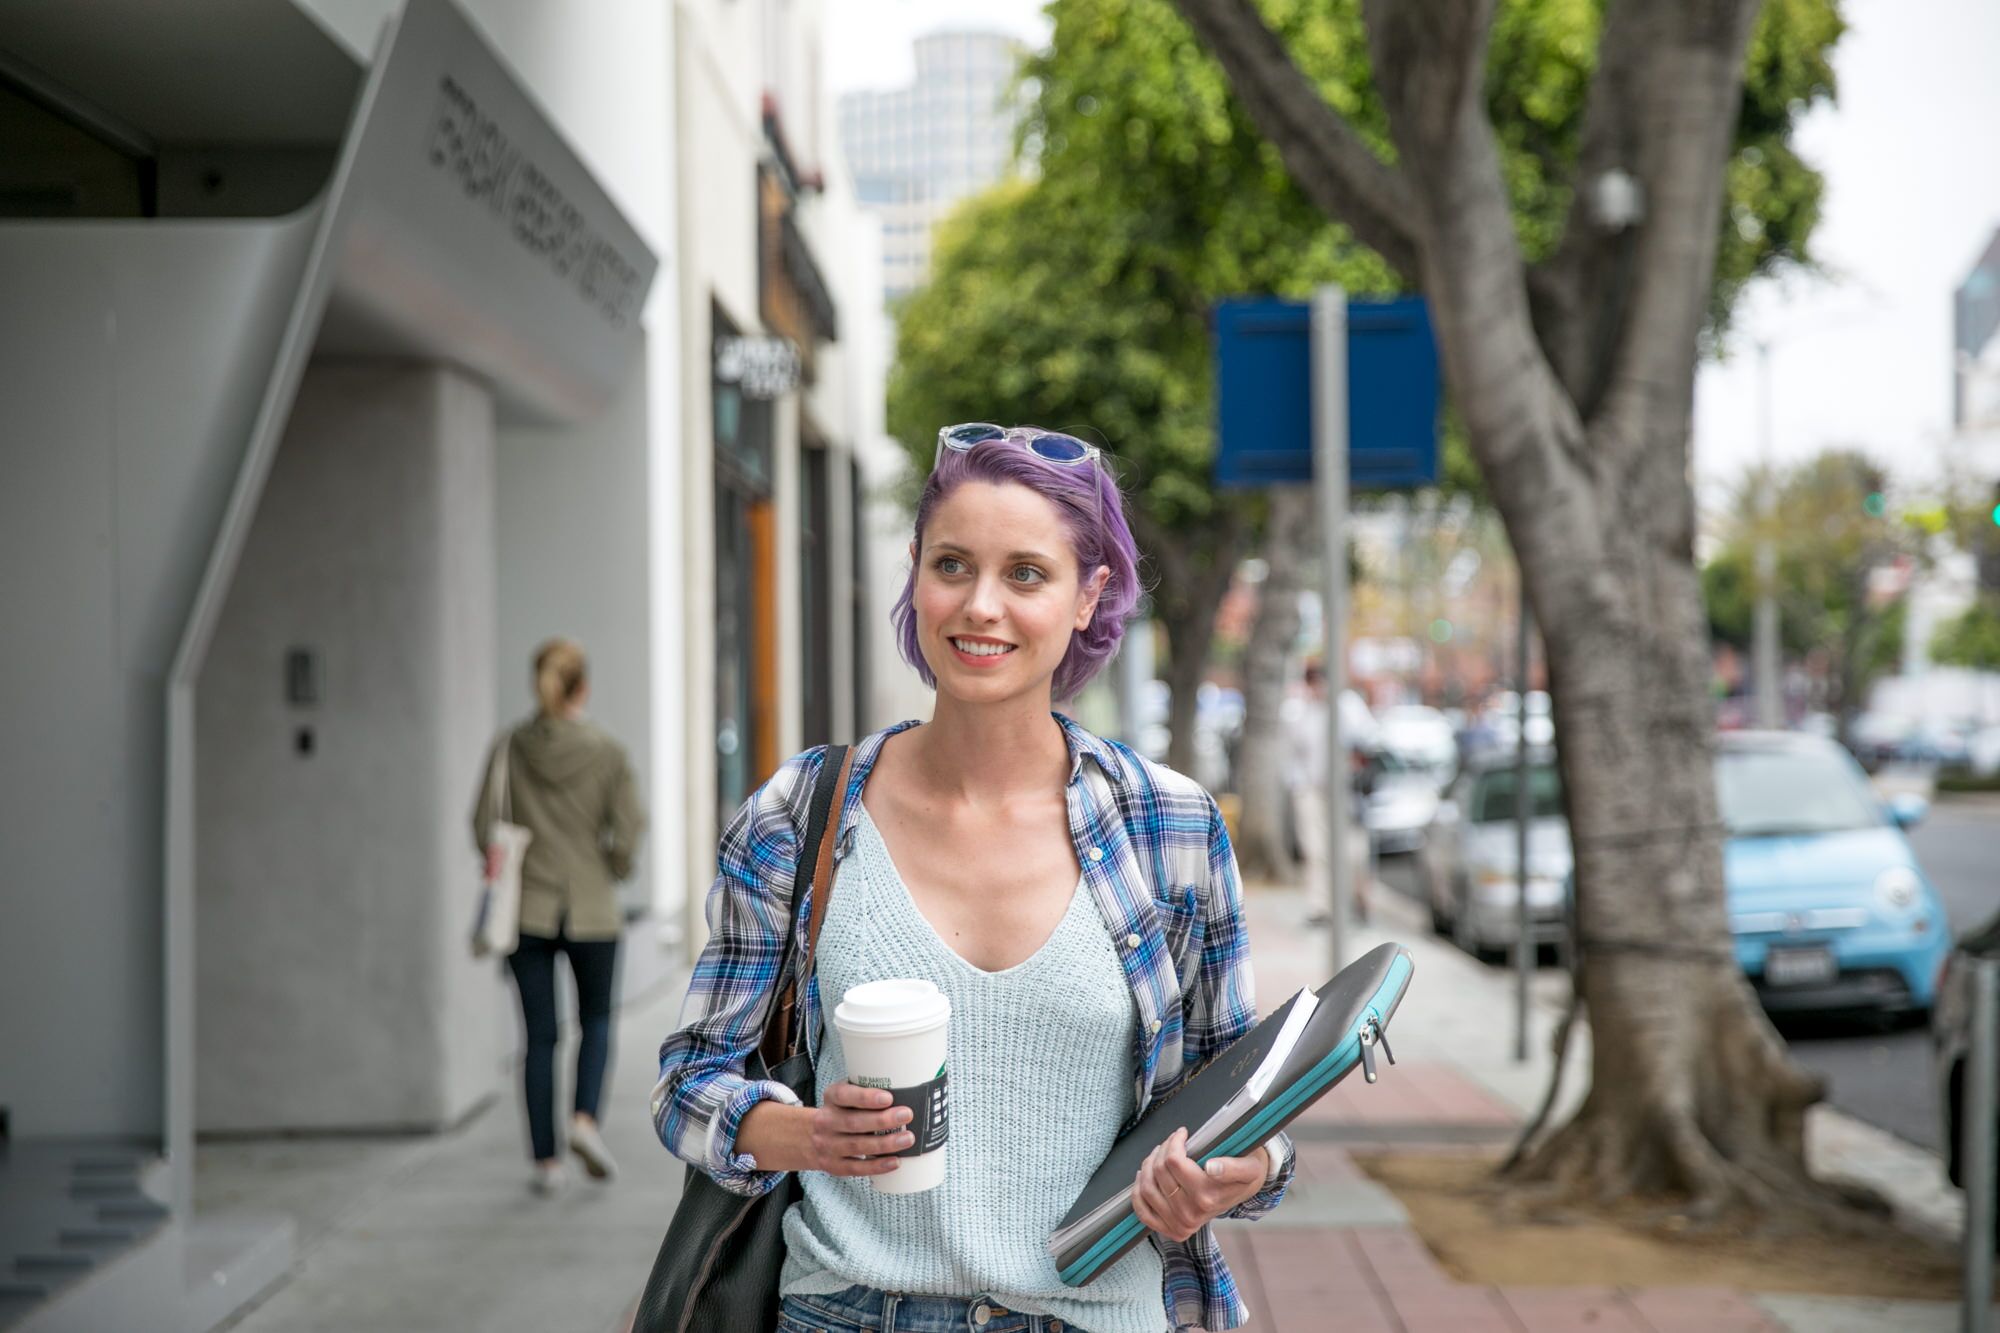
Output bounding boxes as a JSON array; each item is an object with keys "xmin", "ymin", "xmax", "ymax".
[{"xmin": 851, "ymin": 800, "xmax": 1084, "ymax": 979}]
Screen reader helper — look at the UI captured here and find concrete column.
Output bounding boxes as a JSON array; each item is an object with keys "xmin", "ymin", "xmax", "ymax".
[{"xmin": 195, "ymin": 362, "xmax": 505, "ymax": 1133}]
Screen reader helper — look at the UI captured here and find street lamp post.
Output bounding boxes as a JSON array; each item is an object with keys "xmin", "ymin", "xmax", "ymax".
[
  {"xmin": 1744, "ymin": 304, "xmax": 1885, "ymax": 730},
  {"xmin": 1754, "ymin": 338, "xmax": 1783, "ymax": 729}
]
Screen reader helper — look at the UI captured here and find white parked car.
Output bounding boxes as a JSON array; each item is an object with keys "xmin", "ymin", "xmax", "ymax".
[
  {"xmin": 1376, "ymin": 704, "xmax": 1459, "ymax": 786},
  {"xmin": 1972, "ymin": 724, "xmax": 2000, "ymax": 779},
  {"xmin": 1364, "ymin": 771, "xmax": 1441, "ymax": 856}
]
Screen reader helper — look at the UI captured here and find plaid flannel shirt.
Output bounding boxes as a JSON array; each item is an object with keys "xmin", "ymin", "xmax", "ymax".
[{"xmin": 652, "ymin": 714, "xmax": 1294, "ymax": 1332}]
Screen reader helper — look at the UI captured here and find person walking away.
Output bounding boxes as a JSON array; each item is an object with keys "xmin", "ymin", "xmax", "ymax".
[
  {"xmin": 1285, "ymin": 661, "xmax": 1333, "ymax": 922},
  {"xmin": 474, "ymin": 638, "xmax": 645, "ymax": 1196}
]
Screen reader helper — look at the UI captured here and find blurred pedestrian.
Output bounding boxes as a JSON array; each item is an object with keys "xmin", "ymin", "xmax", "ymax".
[
  {"xmin": 1286, "ymin": 661, "xmax": 1333, "ymax": 922},
  {"xmin": 653, "ymin": 424, "xmax": 1295, "ymax": 1333},
  {"xmin": 473, "ymin": 638, "xmax": 645, "ymax": 1197}
]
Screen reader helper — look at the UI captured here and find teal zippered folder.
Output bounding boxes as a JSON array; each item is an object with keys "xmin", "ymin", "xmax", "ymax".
[{"xmin": 1048, "ymin": 941, "xmax": 1415, "ymax": 1287}]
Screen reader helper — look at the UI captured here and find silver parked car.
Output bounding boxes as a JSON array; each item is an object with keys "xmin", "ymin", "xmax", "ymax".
[{"xmin": 1419, "ymin": 748, "xmax": 1571, "ymax": 959}]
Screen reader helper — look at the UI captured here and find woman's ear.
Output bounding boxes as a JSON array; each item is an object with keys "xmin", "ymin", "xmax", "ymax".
[{"xmin": 1075, "ymin": 566, "xmax": 1111, "ymax": 630}]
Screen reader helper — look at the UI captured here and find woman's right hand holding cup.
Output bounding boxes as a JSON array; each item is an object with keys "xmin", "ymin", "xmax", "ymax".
[
  {"xmin": 738, "ymin": 1081, "xmax": 911, "ymax": 1178},
  {"xmin": 808, "ymin": 1081, "xmax": 911, "ymax": 1176}
]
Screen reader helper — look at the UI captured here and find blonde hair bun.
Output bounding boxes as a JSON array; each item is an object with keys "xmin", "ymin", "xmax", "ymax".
[{"xmin": 533, "ymin": 638, "xmax": 587, "ymax": 715}]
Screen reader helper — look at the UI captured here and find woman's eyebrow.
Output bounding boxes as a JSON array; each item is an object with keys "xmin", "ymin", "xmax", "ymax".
[{"xmin": 929, "ymin": 541, "xmax": 1056, "ymax": 563}]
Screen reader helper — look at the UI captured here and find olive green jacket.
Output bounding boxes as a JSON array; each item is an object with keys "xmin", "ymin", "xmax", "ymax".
[{"xmin": 472, "ymin": 715, "xmax": 646, "ymax": 942}]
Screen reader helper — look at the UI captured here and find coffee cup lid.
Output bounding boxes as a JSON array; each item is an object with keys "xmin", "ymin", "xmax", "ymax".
[{"xmin": 834, "ymin": 978, "xmax": 950, "ymax": 1037}]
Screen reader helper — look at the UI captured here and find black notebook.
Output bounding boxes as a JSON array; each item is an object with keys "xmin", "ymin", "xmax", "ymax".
[{"xmin": 1048, "ymin": 941, "xmax": 1414, "ymax": 1285}]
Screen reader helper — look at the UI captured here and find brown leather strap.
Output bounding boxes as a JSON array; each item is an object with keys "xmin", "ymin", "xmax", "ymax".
[
  {"xmin": 792, "ymin": 746, "xmax": 856, "ymax": 1051},
  {"xmin": 760, "ymin": 745, "xmax": 857, "ymax": 1067}
]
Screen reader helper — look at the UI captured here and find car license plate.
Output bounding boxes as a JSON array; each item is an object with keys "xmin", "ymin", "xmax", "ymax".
[{"xmin": 1765, "ymin": 945, "xmax": 1836, "ymax": 987}]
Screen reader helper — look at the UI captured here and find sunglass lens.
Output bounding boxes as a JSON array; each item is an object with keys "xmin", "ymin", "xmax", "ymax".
[
  {"xmin": 946, "ymin": 423, "xmax": 1006, "ymax": 446},
  {"xmin": 1027, "ymin": 434, "xmax": 1090, "ymax": 464}
]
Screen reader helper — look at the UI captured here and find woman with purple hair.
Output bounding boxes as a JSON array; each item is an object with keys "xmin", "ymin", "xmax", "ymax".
[{"xmin": 654, "ymin": 425, "xmax": 1293, "ymax": 1333}]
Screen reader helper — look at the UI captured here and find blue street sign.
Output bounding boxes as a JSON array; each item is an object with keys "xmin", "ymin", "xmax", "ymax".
[{"xmin": 1212, "ymin": 296, "xmax": 1441, "ymax": 489}]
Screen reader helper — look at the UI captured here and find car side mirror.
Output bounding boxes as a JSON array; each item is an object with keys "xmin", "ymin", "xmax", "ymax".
[{"xmin": 1888, "ymin": 792, "xmax": 1929, "ymax": 830}]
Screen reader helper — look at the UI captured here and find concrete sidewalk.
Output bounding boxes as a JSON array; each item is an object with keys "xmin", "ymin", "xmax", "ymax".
[
  {"xmin": 1230, "ymin": 880, "xmax": 1977, "ymax": 1333},
  {"xmin": 204, "ymin": 928, "xmax": 693, "ymax": 1333},
  {"xmin": 202, "ymin": 889, "xmax": 1983, "ymax": 1333}
]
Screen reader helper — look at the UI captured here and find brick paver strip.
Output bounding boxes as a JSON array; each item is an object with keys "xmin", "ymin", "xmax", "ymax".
[
  {"xmin": 1498, "ymin": 1285, "xmax": 1656, "ymax": 1331},
  {"xmin": 1388, "ymin": 1285, "xmax": 1527, "ymax": 1333},
  {"xmin": 1230, "ymin": 1229, "xmax": 1403, "ymax": 1331},
  {"xmin": 1219, "ymin": 1222, "xmax": 1797, "ymax": 1333}
]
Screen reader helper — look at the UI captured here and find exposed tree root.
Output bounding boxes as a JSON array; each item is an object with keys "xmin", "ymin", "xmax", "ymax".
[
  {"xmin": 1499, "ymin": 977, "xmax": 1581, "ymax": 1174},
  {"xmin": 1500, "ymin": 965, "xmax": 1904, "ymax": 1242}
]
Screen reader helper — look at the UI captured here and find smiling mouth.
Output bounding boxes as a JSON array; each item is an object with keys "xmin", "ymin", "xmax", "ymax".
[{"xmin": 949, "ymin": 637, "xmax": 1016, "ymax": 658}]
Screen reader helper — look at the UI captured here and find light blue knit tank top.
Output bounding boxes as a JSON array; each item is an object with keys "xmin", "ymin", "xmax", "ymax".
[{"xmin": 780, "ymin": 802, "xmax": 1168, "ymax": 1333}]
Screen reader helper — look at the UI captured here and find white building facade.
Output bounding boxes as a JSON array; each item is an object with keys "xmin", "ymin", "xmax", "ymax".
[
  {"xmin": 672, "ymin": 0, "xmax": 927, "ymax": 953},
  {"xmin": 0, "ymin": 0, "xmax": 897, "ymax": 1326}
]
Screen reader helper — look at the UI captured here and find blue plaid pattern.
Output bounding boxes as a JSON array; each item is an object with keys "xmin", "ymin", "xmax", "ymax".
[{"xmin": 651, "ymin": 714, "xmax": 1293, "ymax": 1332}]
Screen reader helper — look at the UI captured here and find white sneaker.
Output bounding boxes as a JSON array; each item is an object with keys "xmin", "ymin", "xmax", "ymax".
[
  {"xmin": 531, "ymin": 1161, "xmax": 567, "ymax": 1197},
  {"xmin": 569, "ymin": 1119, "xmax": 618, "ymax": 1182}
]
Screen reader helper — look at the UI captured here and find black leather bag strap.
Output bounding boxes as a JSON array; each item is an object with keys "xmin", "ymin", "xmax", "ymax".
[
  {"xmin": 632, "ymin": 743, "xmax": 855, "ymax": 1333},
  {"xmin": 760, "ymin": 743, "xmax": 852, "ymax": 1068}
]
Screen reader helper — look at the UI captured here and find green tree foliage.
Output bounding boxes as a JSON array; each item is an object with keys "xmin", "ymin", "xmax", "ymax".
[
  {"xmin": 892, "ymin": 0, "xmax": 1836, "ymax": 506},
  {"xmin": 886, "ymin": 0, "xmax": 1837, "ymax": 716},
  {"xmin": 1932, "ymin": 598, "xmax": 2000, "ymax": 671},
  {"xmin": 1700, "ymin": 450, "xmax": 1910, "ymax": 715}
]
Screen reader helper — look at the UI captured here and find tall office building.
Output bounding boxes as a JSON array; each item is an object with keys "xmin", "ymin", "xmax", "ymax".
[
  {"xmin": 1957, "ymin": 227, "xmax": 2000, "ymax": 430},
  {"xmin": 837, "ymin": 30, "xmax": 1024, "ymax": 303}
]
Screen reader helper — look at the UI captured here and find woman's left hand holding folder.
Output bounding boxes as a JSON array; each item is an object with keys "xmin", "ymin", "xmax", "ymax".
[{"xmin": 1131, "ymin": 1126, "xmax": 1268, "ymax": 1243}]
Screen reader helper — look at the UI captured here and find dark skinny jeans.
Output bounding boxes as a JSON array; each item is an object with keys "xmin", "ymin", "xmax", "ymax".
[{"xmin": 507, "ymin": 926, "xmax": 619, "ymax": 1162}]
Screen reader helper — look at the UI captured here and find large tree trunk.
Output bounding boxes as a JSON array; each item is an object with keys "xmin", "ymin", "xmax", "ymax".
[
  {"xmin": 1173, "ymin": 0, "xmax": 1876, "ymax": 1223},
  {"xmin": 1234, "ymin": 487, "xmax": 1315, "ymax": 877},
  {"xmin": 1133, "ymin": 507, "xmax": 1245, "ymax": 778},
  {"xmin": 1517, "ymin": 432, "xmax": 1828, "ymax": 1215}
]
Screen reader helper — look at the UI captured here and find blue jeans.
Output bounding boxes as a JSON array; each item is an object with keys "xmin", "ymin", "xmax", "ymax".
[
  {"xmin": 506, "ymin": 926, "xmax": 618, "ymax": 1162},
  {"xmin": 778, "ymin": 1287, "xmax": 1094, "ymax": 1333}
]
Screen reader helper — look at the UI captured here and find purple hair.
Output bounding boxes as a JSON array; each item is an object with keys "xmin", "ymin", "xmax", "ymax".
[{"xmin": 891, "ymin": 430, "xmax": 1143, "ymax": 702}]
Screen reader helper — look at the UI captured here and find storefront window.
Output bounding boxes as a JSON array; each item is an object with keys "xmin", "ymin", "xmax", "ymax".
[
  {"xmin": 714, "ymin": 305, "xmax": 775, "ymax": 825},
  {"xmin": 800, "ymin": 436, "xmax": 832, "ymax": 747}
]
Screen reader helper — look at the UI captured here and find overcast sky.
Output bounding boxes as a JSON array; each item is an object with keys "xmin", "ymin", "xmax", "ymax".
[{"xmin": 827, "ymin": 0, "xmax": 2000, "ymax": 503}]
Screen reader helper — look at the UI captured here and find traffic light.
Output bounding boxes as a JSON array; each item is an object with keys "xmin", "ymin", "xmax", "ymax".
[{"xmin": 1862, "ymin": 491, "xmax": 1887, "ymax": 518}]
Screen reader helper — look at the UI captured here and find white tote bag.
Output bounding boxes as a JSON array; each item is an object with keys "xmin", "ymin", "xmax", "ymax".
[{"xmin": 471, "ymin": 734, "xmax": 534, "ymax": 959}]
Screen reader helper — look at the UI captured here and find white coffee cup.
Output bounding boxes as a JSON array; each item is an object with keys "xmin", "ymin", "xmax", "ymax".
[{"xmin": 832, "ymin": 978, "xmax": 951, "ymax": 1194}]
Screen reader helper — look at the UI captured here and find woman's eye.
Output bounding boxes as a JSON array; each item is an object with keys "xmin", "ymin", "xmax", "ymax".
[
  {"xmin": 1010, "ymin": 565, "xmax": 1047, "ymax": 585},
  {"xmin": 935, "ymin": 556, "xmax": 965, "ymax": 575}
]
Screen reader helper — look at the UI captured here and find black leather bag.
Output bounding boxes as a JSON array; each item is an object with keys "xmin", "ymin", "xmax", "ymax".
[{"xmin": 632, "ymin": 744, "xmax": 852, "ymax": 1333}]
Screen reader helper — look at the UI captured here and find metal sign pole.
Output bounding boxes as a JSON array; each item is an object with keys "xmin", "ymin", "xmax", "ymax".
[
  {"xmin": 1313, "ymin": 286, "xmax": 1350, "ymax": 976},
  {"xmin": 1513, "ymin": 599, "xmax": 1534, "ymax": 1062},
  {"xmin": 1966, "ymin": 956, "xmax": 1998, "ymax": 1333}
]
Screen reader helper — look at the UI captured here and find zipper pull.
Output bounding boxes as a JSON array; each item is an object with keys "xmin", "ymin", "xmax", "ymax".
[{"xmin": 1358, "ymin": 1020, "xmax": 1379, "ymax": 1084}]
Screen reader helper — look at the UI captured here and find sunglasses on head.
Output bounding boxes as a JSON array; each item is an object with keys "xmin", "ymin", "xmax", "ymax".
[{"xmin": 933, "ymin": 422, "xmax": 1103, "ymax": 471}]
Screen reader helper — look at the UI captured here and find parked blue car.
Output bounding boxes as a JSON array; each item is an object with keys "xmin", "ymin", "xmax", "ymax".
[{"xmin": 1719, "ymin": 732, "xmax": 1950, "ymax": 1018}]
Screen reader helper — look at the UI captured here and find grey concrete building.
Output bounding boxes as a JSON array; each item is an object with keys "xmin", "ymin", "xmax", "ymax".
[
  {"xmin": 0, "ymin": 2, "xmax": 674, "ymax": 1327},
  {"xmin": 0, "ymin": 0, "xmax": 915, "ymax": 1319}
]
